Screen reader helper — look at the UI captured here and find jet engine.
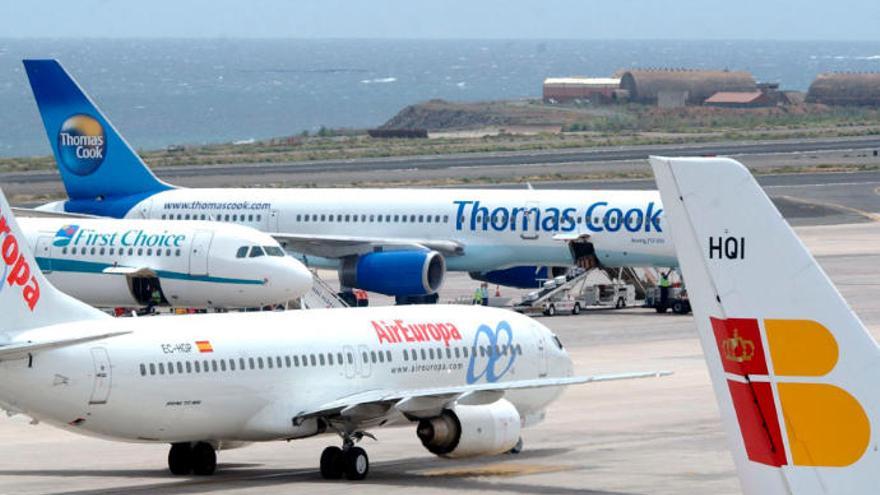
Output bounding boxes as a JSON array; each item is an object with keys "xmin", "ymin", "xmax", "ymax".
[
  {"xmin": 416, "ymin": 399, "xmax": 521, "ymax": 458},
  {"xmin": 340, "ymin": 250, "xmax": 445, "ymax": 296},
  {"xmin": 469, "ymin": 266, "xmax": 569, "ymax": 289}
]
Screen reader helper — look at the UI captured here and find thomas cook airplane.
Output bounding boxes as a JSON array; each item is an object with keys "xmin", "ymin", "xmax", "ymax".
[
  {"xmin": 651, "ymin": 155, "xmax": 880, "ymax": 493},
  {"xmin": 16, "ymin": 215, "xmax": 313, "ymax": 309},
  {"xmin": 0, "ymin": 189, "xmax": 667, "ymax": 480},
  {"xmin": 23, "ymin": 59, "xmax": 677, "ymax": 304}
]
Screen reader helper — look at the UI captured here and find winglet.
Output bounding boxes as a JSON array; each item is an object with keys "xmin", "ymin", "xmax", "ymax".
[{"xmin": 650, "ymin": 155, "xmax": 880, "ymax": 494}]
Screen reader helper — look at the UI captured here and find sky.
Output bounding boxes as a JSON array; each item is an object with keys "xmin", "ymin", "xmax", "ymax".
[{"xmin": 3, "ymin": 0, "xmax": 879, "ymax": 40}]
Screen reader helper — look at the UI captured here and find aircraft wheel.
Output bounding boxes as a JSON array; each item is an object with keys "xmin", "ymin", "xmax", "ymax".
[
  {"xmin": 342, "ymin": 446, "xmax": 369, "ymax": 480},
  {"xmin": 320, "ymin": 446, "xmax": 344, "ymax": 479},
  {"xmin": 191, "ymin": 442, "xmax": 217, "ymax": 476},
  {"xmin": 168, "ymin": 443, "xmax": 193, "ymax": 475}
]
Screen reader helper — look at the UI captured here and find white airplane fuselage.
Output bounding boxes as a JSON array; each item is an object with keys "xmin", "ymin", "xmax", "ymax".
[
  {"xmin": 18, "ymin": 217, "xmax": 312, "ymax": 308},
  {"xmin": 121, "ymin": 187, "xmax": 675, "ymax": 271},
  {"xmin": 0, "ymin": 306, "xmax": 571, "ymax": 444}
]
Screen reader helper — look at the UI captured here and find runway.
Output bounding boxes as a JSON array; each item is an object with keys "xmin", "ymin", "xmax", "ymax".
[
  {"xmin": 4, "ymin": 135, "xmax": 880, "ymax": 193},
  {"xmin": 2, "ymin": 222, "xmax": 879, "ymax": 495}
]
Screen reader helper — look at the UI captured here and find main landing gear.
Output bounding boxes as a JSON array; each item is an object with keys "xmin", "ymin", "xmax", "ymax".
[
  {"xmin": 168, "ymin": 442, "xmax": 216, "ymax": 476},
  {"xmin": 320, "ymin": 432, "xmax": 371, "ymax": 480}
]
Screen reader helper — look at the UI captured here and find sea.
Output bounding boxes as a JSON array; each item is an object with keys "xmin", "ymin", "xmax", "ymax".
[{"xmin": 2, "ymin": 38, "xmax": 880, "ymax": 158}]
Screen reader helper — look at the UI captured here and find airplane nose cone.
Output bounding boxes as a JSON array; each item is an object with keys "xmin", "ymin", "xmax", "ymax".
[{"xmin": 282, "ymin": 257, "xmax": 314, "ymax": 298}]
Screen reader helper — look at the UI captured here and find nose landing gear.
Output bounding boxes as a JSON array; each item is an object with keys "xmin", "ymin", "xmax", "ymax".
[{"xmin": 319, "ymin": 431, "xmax": 371, "ymax": 480}]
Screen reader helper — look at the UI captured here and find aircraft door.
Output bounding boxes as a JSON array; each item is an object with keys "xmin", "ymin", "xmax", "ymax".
[
  {"xmin": 136, "ymin": 198, "xmax": 154, "ymax": 219},
  {"xmin": 89, "ymin": 347, "xmax": 112, "ymax": 405},
  {"xmin": 521, "ymin": 201, "xmax": 540, "ymax": 240},
  {"xmin": 35, "ymin": 235, "xmax": 54, "ymax": 273},
  {"xmin": 357, "ymin": 344, "xmax": 372, "ymax": 378},
  {"xmin": 189, "ymin": 231, "xmax": 213, "ymax": 276},
  {"xmin": 268, "ymin": 210, "xmax": 280, "ymax": 232},
  {"xmin": 343, "ymin": 345, "xmax": 357, "ymax": 379},
  {"xmin": 531, "ymin": 328, "xmax": 548, "ymax": 378}
]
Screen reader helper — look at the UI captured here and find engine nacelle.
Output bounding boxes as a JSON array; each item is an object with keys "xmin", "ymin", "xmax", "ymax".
[
  {"xmin": 416, "ymin": 399, "xmax": 521, "ymax": 458},
  {"xmin": 340, "ymin": 250, "xmax": 445, "ymax": 296},
  {"xmin": 470, "ymin": 266, "xmax": 569, "ymax": 289}
]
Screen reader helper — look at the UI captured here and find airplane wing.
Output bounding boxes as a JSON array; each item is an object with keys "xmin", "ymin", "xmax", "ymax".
[
  {"xmin": 0, "ymin": 331, "xmax": 131, "ymax": 361},
  {"xmin": 102, "ymin": 266, "xmax": 156, "ymax": 276},
  {"xmin": 271, "ymin": 233, "xmax": 465, "ymax": 258},
  {"xmin": 294, "ymin": 370, "xmax": 670, "ymax": 425},
  {"xmin": 11, "ymin": 207, "xmax": 100, "ymax": 219}
]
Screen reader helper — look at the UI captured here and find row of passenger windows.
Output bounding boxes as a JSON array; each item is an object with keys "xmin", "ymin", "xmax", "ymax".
[
  {"xmin": 160, "ymin": 213, "xmax": 263, "ymax": 223},
  {"xmin": 234, "ymin": 245, "xmax": 285, "ymax": 258},
  {"xmin": 402, "ymin": 343, "xmax": 522, "ymax": 361},
  {"xmin": 139, "ymin": 344, "xmax": 524, "ymax": 377},
  {"xmin": 458, "ymin": 215, "xmax": 642, "ymax": 227},
  {"xmin": 296, "ymin": 213, "xmax": 450, "ymax": 224},
  {"xmin": 61, "ymin": 246, "xmax": 183, "ymax": 257},
  {"xmin": 140, "ymin": 350, "xmax": 392, "ymax": 377},
  {"xmin": 158, "ymin": 211, "xmax": 641, "ymax": 228}
]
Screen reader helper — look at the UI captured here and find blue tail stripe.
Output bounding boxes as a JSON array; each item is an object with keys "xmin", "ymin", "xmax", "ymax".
[{"xmin": 23, "ymin": 59, "xmax": 172, "ymax": 208}]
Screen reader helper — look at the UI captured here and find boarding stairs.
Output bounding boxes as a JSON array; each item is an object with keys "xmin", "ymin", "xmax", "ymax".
[
  {"xmin": 514, "ymin": 267, "xmax": 596, "ymax": 310},
  {"xmin": 298, "ymin": 271, "xmax": 349, "ymax": 309}
]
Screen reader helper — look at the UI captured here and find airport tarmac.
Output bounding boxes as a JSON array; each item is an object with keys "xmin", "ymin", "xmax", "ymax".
[{"xmin": 2, "ymin": 221, "xmax": 879, "ymax": 495}]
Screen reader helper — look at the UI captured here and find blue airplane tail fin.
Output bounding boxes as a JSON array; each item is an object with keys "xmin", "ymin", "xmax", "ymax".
[{"xmin": 23, "ymin": 59, "xmax": 172, "ymax": 206}]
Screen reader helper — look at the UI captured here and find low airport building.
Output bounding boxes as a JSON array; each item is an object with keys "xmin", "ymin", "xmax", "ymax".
[
  {"xmin": 542, "ymin": 77, "xmax": 621, "ymax": 103},
  {"xmin": 618, "ymin": 68, "xmax": 757, "ymax": 107},
  {"xmin": 806, "ymin": 72, "xmax": 880, "ymax": 106}
]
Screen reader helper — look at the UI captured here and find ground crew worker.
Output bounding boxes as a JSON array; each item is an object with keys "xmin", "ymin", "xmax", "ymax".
[
  {"xmin": 151, "ymin": 286, "xmax": 163, "ymax": 311},
  {"xmin": 480, "ymin": 283, "xmax": 489, "ymax": 306},
  {"xmin": 659, "ymin": 270, "xmax": 671, "ymax": 309},
  {"xmin": 473, "ymin": 286, "xmax": 483, "ymax": 305}
]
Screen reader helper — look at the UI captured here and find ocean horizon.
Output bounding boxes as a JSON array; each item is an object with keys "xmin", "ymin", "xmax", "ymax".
[{"xmin": 2, "ymin": 38, "xmax": 880, "ymax": 158}]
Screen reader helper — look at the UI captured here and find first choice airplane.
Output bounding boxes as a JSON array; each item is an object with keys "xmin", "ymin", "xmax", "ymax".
[
  {"xmin": 0, "ymin": 188, "xmax": 667, "ymax": 480},
  {"xmin": 16, "ymin": 215, "xmax": 313, "ymax": 309},
  {"xmin": 24, "ymin": 59, "xmax": 676, "ymax": 303},
  {"xmin": 652, "ymin": 155, "xmax": 880, "ymax": 493}
]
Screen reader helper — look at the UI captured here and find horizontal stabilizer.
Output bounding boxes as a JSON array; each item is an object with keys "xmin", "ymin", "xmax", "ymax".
[
  {"xmin": 11, "ymin": 207, "xmax": 99, "ymax": 220},
  {"xmin": 0, "ymin": 331, "xmax": 130, "ymax": 361}
]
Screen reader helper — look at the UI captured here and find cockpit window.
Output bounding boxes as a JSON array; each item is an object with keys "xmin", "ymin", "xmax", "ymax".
[
  {"xmin": 236, "ymin": 246, "xmax": 248, "ymax": 258},
  {"xmin": 249, "ymin": 246, "xmax": 265, "ymax": 258},
  {"xmin": 553, "ymin": 335, "xmax": 564, "ymax": 350},
  {"xmin": 264, "ymin": 246, "xmax": 284, "ymax": 257}
]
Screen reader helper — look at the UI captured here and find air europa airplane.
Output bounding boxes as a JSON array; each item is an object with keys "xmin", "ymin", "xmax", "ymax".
[
  {"xmin": 24, "ymin": 59, "xmax": 676, "ymax": 303},
  {"xmin": 0, "ymin": 189, "xmax": 666, "ymax": 480},
  {"xmin": 652, "ymin": 155, "xmax": 880, "ymax": 493},
  {"xmin": 15, "ymin": 215, "xmax": 312, "ymax": 309}
]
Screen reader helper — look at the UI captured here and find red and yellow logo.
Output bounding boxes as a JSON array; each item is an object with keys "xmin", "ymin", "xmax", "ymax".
[
  {"xmin": 195, "ymin": 340, "xmax": 214, "ymax": 353},
  {"xmin": 711, "ymin": 318, "xmax": 870, "ymax": 468}
]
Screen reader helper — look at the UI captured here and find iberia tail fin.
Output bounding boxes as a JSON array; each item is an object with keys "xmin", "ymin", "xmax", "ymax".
[
  {"xmin": 23, "ymin": 59, "xmax": 171, "ymax": 213},
  {"xmin": 0, "ymin": 189, "xmax": 107, "ymax": 343},
  {"xmin": 650, "ymin": 156, "xmax": 880, "ymax": 494}
]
